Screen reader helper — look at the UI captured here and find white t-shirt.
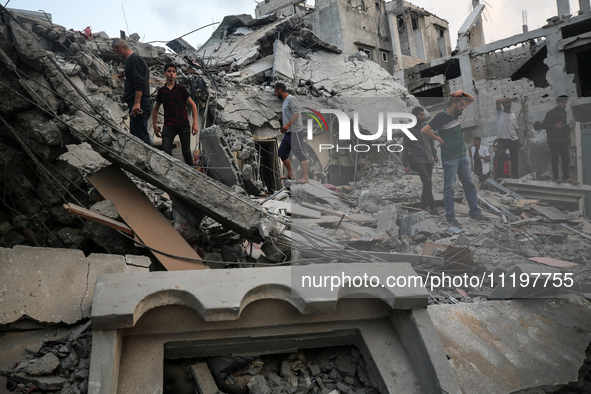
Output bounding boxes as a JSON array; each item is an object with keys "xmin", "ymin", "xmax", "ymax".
[
  {"xmin": 496, "ymin": 109, "xmax": 519, "ymax": 140},
  {"xmin": 470, "ymin": 145, "xmax": 490, "ymax": 175}
]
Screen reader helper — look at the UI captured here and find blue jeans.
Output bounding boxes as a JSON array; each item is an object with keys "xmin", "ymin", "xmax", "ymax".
[{"xmin": 442, "ymin": 154, "xmax": 481, "ymax": 221}]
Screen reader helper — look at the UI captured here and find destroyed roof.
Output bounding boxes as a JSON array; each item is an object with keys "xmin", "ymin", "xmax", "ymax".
[{"xmin": 197, "ymin": 15, "xmax": 341, "ymax": 69}]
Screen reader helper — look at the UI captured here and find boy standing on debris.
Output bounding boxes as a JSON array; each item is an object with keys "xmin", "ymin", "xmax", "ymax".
[
  {"xmin": 402, "ymin": 107, "xmax": 439, "ymax": 214},
  {"xmin": 274, "ymin": 83, "xmax": 309, "ymax": 184},
  {"xmin": 541, "ymin": 96, "xmax": 579, "ymax": 184},
  {"xmin": 421, "ymin": 90, "xmax": 488, "ymax": 228},
  {"xmin": 495, "ymin": 97, "xmax": 521, "ymax": 179},
  {"xmin": 469, "ymin": 136, "xmax": 491, "ymax": 187},
  {"xmin": 111, "ymin": 38, "xmax": 152, "ymax": 146},
  {"xmin": 152, "ymin": 63, "xmax": 199, "ymax": 166}
]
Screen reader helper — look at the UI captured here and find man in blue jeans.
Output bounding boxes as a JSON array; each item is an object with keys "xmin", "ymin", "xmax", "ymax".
[{"xmin": 420, "ymin": 90, "xmax": 489, "ymax": 228}]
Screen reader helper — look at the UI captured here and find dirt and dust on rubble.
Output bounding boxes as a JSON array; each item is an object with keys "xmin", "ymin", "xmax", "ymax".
[{"xmin": 0, "ymin": 4, "xmax": 590, "ymax": 295}]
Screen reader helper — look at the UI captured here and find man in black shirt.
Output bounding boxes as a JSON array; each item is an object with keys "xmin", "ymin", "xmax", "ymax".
[
  {"xmin": 112, "ymin": 38, "xmax": 152, "ymax": 146},
  {"xmin": 152, "ymin": 63, "xmax": 199, "ymax": 165},
  {"xmin": 541, "ymin": 96, "xmax": 578, "ymax": 184}
]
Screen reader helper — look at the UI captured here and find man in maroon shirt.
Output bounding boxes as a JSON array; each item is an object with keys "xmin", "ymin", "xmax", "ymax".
[{"xmin": 152, "ymin": 63, "xmax": 199, "ymax": 165}]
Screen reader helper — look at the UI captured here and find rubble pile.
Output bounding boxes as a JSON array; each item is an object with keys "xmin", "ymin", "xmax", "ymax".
[
  {"xmin": 162, "ymin": 346, "xmax": 379, "ymax": 394},
  {"xmin": 0, "ymin": 323, "xmax": 92, "ymax": 394}
]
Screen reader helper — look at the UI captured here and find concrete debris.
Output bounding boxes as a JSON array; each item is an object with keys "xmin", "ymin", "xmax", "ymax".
[
  {"xmin": 1, "ymin": 321, "xmax": 92, "ymax": 393},
  {"xmin": 0, "ymin": 245, "xmax": 148, "ymax": 327},
  {"xmin": 200, "ymin": 346, "xmax": 378, "ymax": 394}
]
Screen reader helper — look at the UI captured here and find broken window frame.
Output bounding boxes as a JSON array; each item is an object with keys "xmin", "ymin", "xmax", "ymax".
[
  {"xmin": 381, "ymin": 51, "xmax": 389, "ymax": 62},
  {"xmin": 357, "ymin": 46, "xmax": 373, "ymax": 60}
]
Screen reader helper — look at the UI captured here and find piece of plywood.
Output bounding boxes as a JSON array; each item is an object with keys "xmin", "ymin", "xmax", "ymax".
[{"xmin": 88, "ymin": 165, "xmax": 207, "ymax": 271}]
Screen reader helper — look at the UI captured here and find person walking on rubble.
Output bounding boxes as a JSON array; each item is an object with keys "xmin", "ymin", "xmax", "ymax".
[
  {"xmin": 540, "ymin": 95, "xmax": 579, "ymax": 184},
  {"xmin": 402, "ymin": 106, "xmax": 439, "ymax": 215},
  {"xmin": 495, "ymin": 97, "xmax": 521, "ymax": 179},
  {"xmin": 152, "ymin": 63, "xmax": 199, "ymax": 166},
  {"xmin": 421, "ymin": 90, "xmax": 489, "ymax": 228},
  {"xmin": 112, "ymin": 38, "xmax": 152, "ymax": 146},
  {"xmin": 274, "ymin": 83, "xmax": 309, "ymax": 184}
]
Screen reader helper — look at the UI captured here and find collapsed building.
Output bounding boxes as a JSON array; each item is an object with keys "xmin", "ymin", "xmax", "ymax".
[{"xmin": 0, "ymin": 2, "xmax": 591, "ymax": 394}]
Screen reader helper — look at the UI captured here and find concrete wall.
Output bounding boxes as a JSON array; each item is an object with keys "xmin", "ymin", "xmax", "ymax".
[
  {"xmin": 311, "ymin": 0, "xmax": 394, "ymax": 74},
  {"xmin": 310, "ymin": 0, "xmax": 346, "ymax": 56},
  {"xmin": 472, "ymin": 42, "xmax": 543, "ymax": 81},
  {"xmin": 385, "ymin": 0, "xmax": 451, "ymax": 71}
]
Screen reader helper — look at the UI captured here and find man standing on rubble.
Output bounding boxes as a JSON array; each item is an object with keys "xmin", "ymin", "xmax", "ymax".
[
  {"xmin": 152, "ymin": 63, "xmax": 199, "ymax": 166},
  {"xmin": 112, "ymin": 38, "xmax": 152, "ymax": 146},
  {"xmin": 274, "ymin": 83, "xmax": 309, "ymax": 184},
  {"xmin": 495, "ymin": 97, "xmax": 520, "ymax": 179},
  {"xmin": 541, "ymin": 96, "xmax": 579, "ymax": 184},
  {"xmin": 421, "ymin": 90, "xmax": 489, "ymax": 228},
  {"xmin": 402, "ymin": 106, "xmax": 439, "ymax": 215}
]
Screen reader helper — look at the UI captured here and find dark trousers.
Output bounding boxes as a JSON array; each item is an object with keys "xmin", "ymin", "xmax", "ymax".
[
  {"xmin": 496, "ymin": 139, "xmax": 519, "ymax": 178},
  {"xmin": 412, "ymin": 162, "xmax": 435, "ymax": 209},
  {"xmin": 548, "ymin": 141, "xmax": 570, "ymax": 180},
  {"xmin": 128, "ymin": 98, "xmax": 152, "ymax": 146},
  {"xmin": 162, "ymin": 125, "xmax": 194, "ymax": 166}
]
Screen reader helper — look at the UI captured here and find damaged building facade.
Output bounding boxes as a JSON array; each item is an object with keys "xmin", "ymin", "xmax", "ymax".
[
  {"xmin": 397, "ymin": 0, "xmax": 591, "ymax": 214},
  {"xmin": 1, "ymin": 2, "xmax": 591, "ymax": 394},
  {"xmin": 255, "ymin": 0, "xmax": 453, "ymax": 74}
]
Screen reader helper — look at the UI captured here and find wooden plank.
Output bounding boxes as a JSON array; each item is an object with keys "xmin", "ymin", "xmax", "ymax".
[
  {"xmin": 190, "ymin": 362, "xmax": 219, "ymax": 394},
  {"xmin": 64, "ymin": 203, "xmax": 134, "ymax": 235},
  {"xmin": 529, "ymin": 257, "xmax": 578, "ymax": 269},
  {"xmin": 87, "ymin": 165, "xmax": 207, "ymax": 271}
]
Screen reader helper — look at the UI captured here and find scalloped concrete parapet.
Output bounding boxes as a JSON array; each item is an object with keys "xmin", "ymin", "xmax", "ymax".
[
  {"xmin": 91, "ymin": 263, "xmax": 428, "ymax": 330},
  {"xmin": 89, "ymin": 263, "xmax": 460, "ymax": 394}
]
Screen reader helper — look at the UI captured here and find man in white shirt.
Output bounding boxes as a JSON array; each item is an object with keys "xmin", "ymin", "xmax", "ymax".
[
  {"xmin": 469, "ymin": 137, "xmax": 490, "ymax": 187},
  {"xmin": 495, "ymin": 97, "xmax": 520, "ymax": 179}
]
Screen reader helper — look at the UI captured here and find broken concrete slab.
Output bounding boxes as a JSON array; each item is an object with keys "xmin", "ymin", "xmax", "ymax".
[
  {"xmin": 0, "ymin": 245, "xmax": 147, "ymax": 326},
  {"xmin": 428, "ymin": 299, "xmax": 591, "ymax": 393},
  {"xmin": 273, "ymin": 40, "xmax": 294, "ymax": 82},
  {"xmin": 0, "ymin": 246, "xmax": 89, "ymax": 325},
  {"xmin": 489, "ymin": 263, "xmax": 567, "ymax": 299},
  {"xmin": 232, "ymin": 55, "xmax": 274, "ymax": 83}
]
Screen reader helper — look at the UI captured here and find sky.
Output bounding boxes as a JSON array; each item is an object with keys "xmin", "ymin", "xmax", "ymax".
[{"xmin": 5, "ymin": 0, "xmax": 582, "ymax": 51}]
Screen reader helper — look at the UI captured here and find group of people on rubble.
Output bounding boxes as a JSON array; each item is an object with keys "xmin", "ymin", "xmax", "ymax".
[
  {"xmin": 110, "ymin": 38, "xmax": 310, "ymax": 184},
  {"xmin": 402, "ymin": 92, "xmax": 579, "ymax": 228},
  {"xmin": 111, "ymin": 38, "xmax": 580, "ymax": 226}
]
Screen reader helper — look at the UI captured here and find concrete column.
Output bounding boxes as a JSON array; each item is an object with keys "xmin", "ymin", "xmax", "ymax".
[
  {"xmin": 544, "ymin": 30, "xmax": 569, "ymax": 96},
  {"xmin": 557, "ymin": 0, "xmax": 571, "ymax": 16},
  {"xmin": 386, "ymin": 13, "xmax": 404, "ymax": 72},
  {"xmin": 580, "ymin": 0, "xmax": 591, "ymax": 13},
  {"xmin": 470, "ymin": 0, "xmax": 486, "ymax": 47}
]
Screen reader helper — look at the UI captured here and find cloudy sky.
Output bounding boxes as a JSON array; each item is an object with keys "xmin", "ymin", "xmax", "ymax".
[{"xmin": 6, "ymin": 0, "xmax": 581, "ymax": 50}]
